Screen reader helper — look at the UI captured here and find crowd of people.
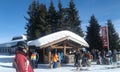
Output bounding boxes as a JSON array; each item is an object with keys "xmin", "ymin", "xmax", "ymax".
[
  {"xmin": 74, "ymin": 48, "xmax": 118, "ymax": 70},
  {"xmin": 13, "ymin": 41, "xmax": 63, "ymax": 72},
  {"xmin": 74, "ymin": 49, "xmax": 92, "ymax": 70},
  {"xmin": 13, "ymin": 41, "xmax": 118, "ymax": 72},
  {"xmin": 91, "ymin": 49, "xmax": 118, "ymax": 65}
]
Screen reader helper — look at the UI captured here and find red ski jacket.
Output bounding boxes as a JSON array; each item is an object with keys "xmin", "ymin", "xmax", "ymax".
[{"xmin": 15, "ymin": 51, "xmax": 34, "ymax": 72}]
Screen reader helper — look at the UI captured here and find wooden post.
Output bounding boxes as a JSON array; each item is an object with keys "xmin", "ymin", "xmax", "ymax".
[
  {"xmin": 43, "ymin": 48, "xmax": 45, "ymax": 63},
  {"xmin": 48, "ymin": 47, "xmax": 52, "ymax": 68},
  {"xmin": 64, "ymin": 41, "xmax": 67, "ymax": 55},
  {"xmin": 63, "ymin": 41, "xmax": 67, "ymax": 63}
]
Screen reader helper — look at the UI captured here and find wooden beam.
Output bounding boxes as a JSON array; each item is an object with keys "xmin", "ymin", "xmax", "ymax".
[
  {"xmin": 67, "ymin": 41, "xmax": 81, "ymax": 48},
  {"xmin": 51, "ymin": 45, "xmax": 72, "ymax": 49}
]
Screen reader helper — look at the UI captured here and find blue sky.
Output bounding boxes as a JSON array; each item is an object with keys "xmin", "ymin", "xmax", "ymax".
[{"xmin": 0, "ymin": 0, "xmax": 120, "ymax": 43}]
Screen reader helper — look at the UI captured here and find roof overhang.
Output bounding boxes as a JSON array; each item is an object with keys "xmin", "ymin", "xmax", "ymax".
[{"xmin": 28, "ymin": 30, "xmax": 89, "ymax": 48}]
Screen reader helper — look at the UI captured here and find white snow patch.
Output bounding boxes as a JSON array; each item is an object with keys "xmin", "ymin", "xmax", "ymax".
[{"xmin": 0, "ymin": 54, "xmax": 120, "ymax": 72}]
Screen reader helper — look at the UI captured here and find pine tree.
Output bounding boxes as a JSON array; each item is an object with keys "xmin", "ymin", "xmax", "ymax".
[
  {"xmin": 25, "ymin": 0, "xmax": 47, "ymax": 41},
  {"xmin": 25, "ymin": 0, "xmax": 38, "ymax": 40},
  {"xmin": 57, "ymin": 0, "xmax": 64, "ymax": 31},
  {"xmin": 47, "ymin": 0, "xmax": 58, "ymax": 33},
  {"xmin": 86, "ymin": 15, "xmax": 103, "ymax": 50},
  {"xmin": 38, "ymin": 4, "xmax": 49, "ymax": 36},
  {"xmin": 61, "ymin": 8, "xmax": 71, "ymax": 30},
  {"xmin": 67, "ymin": 0, "xmax": 84, "ymax": 37},
  {"xmin": 107, "ymin": 20, "xmax": 120, "ymax": 50}
]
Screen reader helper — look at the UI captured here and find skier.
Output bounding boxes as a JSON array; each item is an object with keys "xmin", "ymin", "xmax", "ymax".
[
  {"xmin": 14, "ymin": 41, "xmax": 34, "ymax": 72},
  {"xmin": 52, "ymin": 52, "xmax": 59, "ymax": 68},
  {"xmin": 31, "ymin": 51, "xmax": 39, "ymax": 68}
]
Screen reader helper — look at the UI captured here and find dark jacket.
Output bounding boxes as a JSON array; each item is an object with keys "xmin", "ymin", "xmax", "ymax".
[{"xmin": 75, "ymin": 51, "xmax": 82, "ymax": 61}]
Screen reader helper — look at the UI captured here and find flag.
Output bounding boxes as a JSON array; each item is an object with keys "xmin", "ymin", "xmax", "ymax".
[{"xmin": 101, "ymin": 26, "xmax": 108, "ymax": 48}]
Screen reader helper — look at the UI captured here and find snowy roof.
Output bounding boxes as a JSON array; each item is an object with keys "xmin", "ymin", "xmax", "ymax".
[
  {"xmin": 0, "ymin": 35, "xmax": 27, "ymax": 48},
  {"xmin": 12, "ymin": 35, "xmax": 27, "ymax": 40},
  {"xmin": 28, "ymin": 30, "xmax": 89, "ymax": 48},
  {"xmin": 0, "ymin": 39, "xmax": 25, "ymax": 48}
]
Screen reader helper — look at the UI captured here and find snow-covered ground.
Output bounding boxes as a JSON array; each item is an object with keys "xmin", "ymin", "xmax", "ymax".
[{"xmin": 0, "ymin": 54, "xmax": 120, "ymax": 72}]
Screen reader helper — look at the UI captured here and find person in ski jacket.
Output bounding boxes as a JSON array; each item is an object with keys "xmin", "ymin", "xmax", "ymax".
[
  {"xmin": 14, "ymin": 41, "xmax": 34, "ymax": 72},
  {"xmin": 87, "ymin": 51, "xmax": 92, "ymax": 66},
  {"xmin": 52, "ymin": 53, "xmax": 59, "ymax": 68},
  {"xmin": 112, "ymin": 49, "xmax": 117, "ymax": 64},
  {"xmin": 74, "ymin": 50, "xmax": 81, "ymax": 67},
  {"xmin": 31, "ymin": 51, "xmax": 39, "ymax": 68}
]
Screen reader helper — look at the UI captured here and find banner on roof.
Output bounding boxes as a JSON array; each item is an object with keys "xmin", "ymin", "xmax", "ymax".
[{"xmin": 101, "ymin": 26, "xmax": 108, "ymax": 48}]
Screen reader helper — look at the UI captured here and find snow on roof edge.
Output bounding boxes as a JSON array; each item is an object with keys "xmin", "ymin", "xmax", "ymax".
[{"xmin": 28, "ymin": 30, "xmax": 89, "ymax": 47}]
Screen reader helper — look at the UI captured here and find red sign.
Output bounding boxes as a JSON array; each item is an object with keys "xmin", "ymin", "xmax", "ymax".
[{"xmin": 101, "ymin": 26, "xmax": 108, "ymax": 48}]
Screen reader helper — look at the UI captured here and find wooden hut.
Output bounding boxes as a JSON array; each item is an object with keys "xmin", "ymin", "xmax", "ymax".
[{"xmin": 28, "ymin": 30, "xmax": 89, "ymax": 68}]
